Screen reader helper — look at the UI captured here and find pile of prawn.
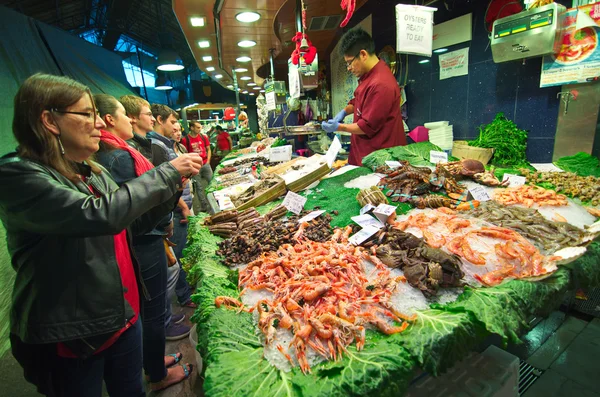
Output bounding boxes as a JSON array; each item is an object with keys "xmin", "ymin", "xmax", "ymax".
[
  {"xmin": 215, "ymin": 226, "xmax": 414, "ymax": 374},
  {"xmin": 395, "ymin": 208, "xmax": 559, "ymax": 286},
  {"xmin": 494, "ymin": 185, "xmax": 568, "ymax": 207}
]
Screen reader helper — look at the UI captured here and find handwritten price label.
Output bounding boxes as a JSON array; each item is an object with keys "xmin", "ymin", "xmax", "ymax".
[
  {"xmin": 282, "ymin": 191, "xmax": 307, "ymax": 215},
  {"xmin": 360, "ymin": 204, "xmax": 376, "ymax": 215},
  {"xmin": 385, "ymin": 161, "xmax": 402, "ymax": 169},
  {"xmin": 325, "ymin": 136, "xmax": 342, "ymax": 168},
  {"xmin": 269, "ymin": 145, "xmax": 292, "ymax": 162},
  {"xmin": 348, "ymin": 225, "xmax": 381, "ymax": 246},
  {"xmin": 502, "ymin": 173, "xmax": 527, "ymax": 187},
  {"xmin": 468, "ymin": 185, "xmax": 491, "ymax": 202},
  {"xmin": 429, "ymin": 150, "xmax": 448, "ymax": 164},
  {"xmin": 351, "ymin": 214, "xmax": 384, "ymax": 229}
]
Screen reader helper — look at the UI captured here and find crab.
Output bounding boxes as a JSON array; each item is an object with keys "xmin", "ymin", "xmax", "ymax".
[
  {"xmin": 472, "ymin": 170, "xmax": 509, "ymax": 187},
  {"xmin": 437, "ymin": 159, "xmax": 485, "ymax": 177}
]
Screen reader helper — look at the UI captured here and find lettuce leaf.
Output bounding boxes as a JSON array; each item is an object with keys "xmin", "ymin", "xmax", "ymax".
[
  {"xmin": 292, "ymin": 331, "xmax": 415, "ymax": 397},
  {"xmin": 393, "ymin": 309, "xmax": 484, "ymax": 375},
  {"xmin": 443, "ymin": 269, "xmax": 570, "ymax": 345},
  {"xmin": 362, "ymin": 142, "xmax": 445, "ymax": 170}
]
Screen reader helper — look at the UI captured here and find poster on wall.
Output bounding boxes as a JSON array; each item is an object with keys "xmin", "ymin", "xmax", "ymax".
[
  {"xmin": 395, "ymin": 4, "xmax": 437, "ymax": 56},
  {"xmin": 330, "ymin": 15, "xmax": 372, "ymax": 126},
  {"xmin": 540, "ymin": 4, "xmax": 600, "ymax": 88},
  {"xmin": 439, "ymin": 48, "xmax": 469, "ymax": 80}
]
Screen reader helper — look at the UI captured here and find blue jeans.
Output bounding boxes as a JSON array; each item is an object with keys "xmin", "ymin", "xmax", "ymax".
[
  {"xmin": 173, "ymin": 211, "xmax": 192, "ymax": 304},
  {"xmin": 132, "ymin": 235, "xmax": 168, "ymax": 383},
  {"xmin": 52, "ymin": 320, "xmax": 144, "ymax": 397}
]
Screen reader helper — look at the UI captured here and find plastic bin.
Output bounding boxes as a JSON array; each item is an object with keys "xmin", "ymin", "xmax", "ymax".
[
  {"xmin": 406, "ymin": 345, "xmax": 520, "ymax": 397},
  {"xmin": 188, "ymin": 324, "xmax": 203, "ymax": 376}
]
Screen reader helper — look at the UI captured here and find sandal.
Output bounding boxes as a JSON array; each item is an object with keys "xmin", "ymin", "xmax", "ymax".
[
  {"xmin": 149, "ymin": 363, "xmax": 193, "ymax": 392},
  {"xmin": 165, "ymin": 352, "xmax": 183, "ymax": 367},
  {"xmin": 181, "ymin": 300, "xmax": 198, "ymax": 309}
]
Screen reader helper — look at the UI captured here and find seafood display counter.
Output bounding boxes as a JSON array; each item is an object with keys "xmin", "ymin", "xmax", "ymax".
[{"xmin": 183, "ymin": 148, "xmax": 600, "ymax": 397}]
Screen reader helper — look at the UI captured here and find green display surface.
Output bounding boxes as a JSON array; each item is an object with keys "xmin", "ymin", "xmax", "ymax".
[{"xmin": 184, "ymin": 167, "xmax": 600, "ymax": 396}]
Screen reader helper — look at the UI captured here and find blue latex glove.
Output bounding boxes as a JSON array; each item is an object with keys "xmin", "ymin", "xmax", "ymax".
[
  {"xmin": 333, "ymin": 109, "xmax": 347, "ymax": 123},
  {"xmin": 321, "ymin": 120, "xmax": 340, "ymax": 133}
]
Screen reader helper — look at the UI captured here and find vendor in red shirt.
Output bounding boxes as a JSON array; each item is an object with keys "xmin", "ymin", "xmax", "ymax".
[
  {"xmin": 183, "ymin": 121, "xmax": 213, "ymax": 213},
  {"xmin": 322, "ymin": 28, "xmax": 406, "ymax": 166},
  {"xmin": 215, "ymin": 125, "xmax": 233, "ymax": 154}
]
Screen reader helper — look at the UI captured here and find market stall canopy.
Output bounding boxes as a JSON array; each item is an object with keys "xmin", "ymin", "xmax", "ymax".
[{"xmin": 173, "ymin": 0, "xmax": 368, "ymax": 90}]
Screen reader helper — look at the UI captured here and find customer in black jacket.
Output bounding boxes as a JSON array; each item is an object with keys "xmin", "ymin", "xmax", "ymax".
[{"xmin": 0, "ymin": 74, "xmax": 203, "ymax": 397}]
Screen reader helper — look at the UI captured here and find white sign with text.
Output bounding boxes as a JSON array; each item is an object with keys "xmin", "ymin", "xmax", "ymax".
[
  {"xmin": 297, "ymin": 210, "xmax": 325, "ymax": 223},
  {"xmin": 349, "ymin": 225, "xmax": 381, "ymax": 246},
  {"xmin": 282, "ymin": 191, "xmax": 307, "ymax": 215},
  {"xmin": 468, "ymin": 185, "xmax": 491, "ymax": 202},
  {"xmin": 269, "ymin": 145, "xmax": 292, "ymax": 162},
  {"xmin": 325, "ymin": 135, "xmax": 342, "ymax": 168},
  {"xmin": 429, "ymin": 150, "xmax": 448, "ymax": 164},
  {"xmin": 502, "ymin": 173, "xmax": 527, "ymax": 188},
  {"xmin": 351, "ymin": 214, "xmax": 384, "ymax": 229},
  {"xmin": 396, "ymin": 4, "xmax": 437, "ymax": 56}
]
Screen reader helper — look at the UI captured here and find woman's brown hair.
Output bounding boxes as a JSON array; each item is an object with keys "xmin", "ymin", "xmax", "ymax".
[{"xmin": 13, "ymin": 73, "xmax": 100, "ymax": 180}]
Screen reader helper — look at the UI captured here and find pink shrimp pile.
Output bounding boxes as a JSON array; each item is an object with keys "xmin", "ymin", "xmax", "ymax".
[{"xmin": 215, "ymin": 226, "xmax": 413, "ymax": 374}]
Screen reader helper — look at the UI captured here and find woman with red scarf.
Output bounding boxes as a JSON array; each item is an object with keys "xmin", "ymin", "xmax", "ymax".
[{"xmin": 94, "ymin": 94, "xmax": 193, "ymax": 392}]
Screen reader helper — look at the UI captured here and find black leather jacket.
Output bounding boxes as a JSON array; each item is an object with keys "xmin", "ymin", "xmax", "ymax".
[{"xmin": 0, "ymin": 153, "xmax": 182, "ymax": 344}]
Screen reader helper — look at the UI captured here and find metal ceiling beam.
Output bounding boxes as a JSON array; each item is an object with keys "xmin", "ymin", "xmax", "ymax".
[{"xmin": 102, "ymin": 0, "xmax": 137, "ymax": 50}]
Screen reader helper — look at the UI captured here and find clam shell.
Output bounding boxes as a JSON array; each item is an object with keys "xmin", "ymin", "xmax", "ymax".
[
  {"xmin": 551, "ymin": 246, "xmax": 588, "ymax": 266},
  {"xmin": 585, "ymin": 219, "xmax": 600, "ymax": 235}
]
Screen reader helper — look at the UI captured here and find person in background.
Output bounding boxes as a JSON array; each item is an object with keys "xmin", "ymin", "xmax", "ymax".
[
  {"xmin": 119, "ymin": 96, "xmax": 191, "ymax": 388},
  {"xmin": 149, "ymin": 104, "xmax": 196, "ymax": 331},
  {"xmin": 215, "ymin": 125, "xmax": 233, "ymax": 155},
  {"xmin": 0, "ymin": 74, "xmax": 202, "ymax": 396},
  {"xmin": 183, "ymin": 120, "xmax": 213, "ymax": 214},
  {"xmin": 322, "ymin": 27, "xmax": 406, "ymax": 166}
]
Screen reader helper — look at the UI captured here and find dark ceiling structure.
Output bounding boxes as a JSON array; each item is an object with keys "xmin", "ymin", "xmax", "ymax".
[{"xmin": 0, "ymin": 0, "xmax": 196, "ymax": 68}]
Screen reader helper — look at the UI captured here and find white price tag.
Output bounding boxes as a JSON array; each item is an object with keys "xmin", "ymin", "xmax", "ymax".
[
  {"xmin": 218, "ymin": 197, "xmax": 235, "ymax": 211},
  {"xmin": 531, "ymin": 163, "xmax": 563, "ymax": 172},
  {"xmin": 325, "ymin": 136, "xmax": 342, "ymax": 168},
  {"xmin": 297, "ymin": 210, "xmax": 325, "ymax": 223},
  {"xmin": 502, "ymin": 173, "xmax": 527, "ymax": 187},
  {"xmin": 468, "ymin": 185, "xmax": 491, "ymax": 202},
  {"xmin": 373, "ymin": 203, "xmax": 398, "ymax": 224},
  {"xmin": 429, "ymin": 150, "xmax": 448, "ymax": 164},
  {"xmin": 385, "ymin": 161, "xmax": 402, "ymax": 169},
  {"xmin": 360, "ymin": 204, "xmax": 376, "ymax": 215},
  {"xmin": 349, "ymin": 225, "xmax": 381, "ymax": 246},
  {"xmin": 265, "ymin": 91, "xmax": 276, "ymax": 111},
  {"xmin": 282, "ymin": 191, "xmax": 307, "ymax": 215},
  {"xmin": 269, "ymin": 145, "xmax": 292, "ymax": 162},
  {"xmin": 351, "ymin": 214, "xmax": 384, "ymax": 229}
]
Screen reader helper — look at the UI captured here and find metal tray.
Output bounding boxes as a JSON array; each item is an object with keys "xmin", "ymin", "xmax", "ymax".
[{"xmin": 284, "ymin": 125, "xmax": 323, "ymax": 136}]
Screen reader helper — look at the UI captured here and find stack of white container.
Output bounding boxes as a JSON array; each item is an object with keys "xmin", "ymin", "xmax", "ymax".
[{"xmin": 425, "ymin": 121, "xmax": 453, "ymax": 152}]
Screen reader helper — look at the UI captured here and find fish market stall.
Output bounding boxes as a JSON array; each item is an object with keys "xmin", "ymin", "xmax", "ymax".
[{"xmin": 182, "ymin": 145, "xmax": 600, "ymax": 396}]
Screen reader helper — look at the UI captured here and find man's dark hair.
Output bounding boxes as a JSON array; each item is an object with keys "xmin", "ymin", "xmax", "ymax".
[
  {"xmin": 151, "ymin": 103, "xmax": 178, "ymax": 123},
  {"xmin": 339, "ymin": 27, "xmax": 375, "ymax": 57},
  {"xmin": 188, "ymin": 120, "xmax": 201, "ymax": 129},
  {"xmin": 215, "ymin": 125, "xmax": 224, "ymax": 132}
]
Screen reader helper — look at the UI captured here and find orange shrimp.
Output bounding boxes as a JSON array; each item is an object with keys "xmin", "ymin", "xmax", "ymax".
[
  {"xmin": 423, "ymin": 230, "xmax": 445, "ymax": 248},
  {"xmin": 308, "ymin": 317, "xmax": 333, "ymax": 339},
  {"xmin": 214, "ymin": 296, "xmax": 251, "ymax": 312}
]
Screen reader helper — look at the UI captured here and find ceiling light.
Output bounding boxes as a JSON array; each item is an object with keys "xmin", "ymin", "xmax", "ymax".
[
  {"xmin": 419, "ymin": 59, "xmax": 430, "ymax": 64},
  {"xmin": 247, "ymin": 82, "xmax": 256, "ymax": 86},
  {"xmin": 434, "ymin": 48, "xmax": 448, "ymax": 53},
  {"xmin": 157, "ymin": 49, "xmax": 184, "ymax": 71},
  {"xmin": 238, "ymin": 40, "xmax": 256, "ymax": 48},
  {"xmin": 215, "ymin": 74, "xmax": 223, "ymax": 79},
  {"xmin": 260, "ymin": 89, "xmax": 265, "ymax": 93},
  {"xmin": 206, "ymin": 66, "xmax": 215, "ymax": 72},
  {"xmin": 242, "ymin": 90, "xmax": 248, "ymax": 94},
  {"xmin": 154, "ymin": 75, "xmax": 173, "ymax": 90},
  {"xmin": 253, "ymin": 86, "xmax": 261, "ymax": 90},
  {"xmin": 240, "ymin": 76, "xmax": 251, "ymax": 80},
  {"xmin": 240, "ymin": 103, "xmax": 244, "ymax": 106},
  {"xmin": 236, "ymin": 56, "xmax": 252, "ymax": 62},
  {"xmin": 249, "ymin": 93, "xmax": 255, "ymax": 96},
  {"xmin": 234, "ymin": 68, "xmax": 248, "ymax": 72},
  {"xmin": 202, "ymin": 56, "xmax": 212, "ymax": 62},
  {"xmin": 190, "ymin": 17, "xmax": 205, "ymax": 27},
  {"xmin": 198, "ymin": 40, "xmax": 210, "ymax": 48},
  {"xmin": 227, "ymin": 85, "xmax": 233, "ymax": 89},
  {"xmin": 236, "ymin": 12, "xmax": 260, "ymax": 23}
]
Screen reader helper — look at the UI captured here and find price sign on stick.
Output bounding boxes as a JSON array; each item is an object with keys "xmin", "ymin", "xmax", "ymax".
[
  {"xmin": 325, "ymin": 136, "xmax": 342, "ymax": 168},
  {"xmin": 269, "ymin": 145, "xmax": 292, "ymax": 162},
  {"xmin": 282, "ymin": 191, "xmax": 307, "ymax": 215},
  {"xmin": 429, "ymin": 150, "xmax": 448, "ymax": 164},
  {"xmin": 373, "ymin": 203, "xmax": 398, "ymax": 224},
  {"xmin": 502, "ymin": 173, "xmax": 527, "ymax": 187},
  {"xmin": 468, "ymin": 185, "xmax": 491, "ymax": 202},
  {"xmin": 349, "ymin": 225, "xmax": 381, "ymax": 246},
  {"xmin": 385, "ymin": 161, "xmax": 402, "ymax": 169},
  {"xmin": 360, "ymin": 204, "xmax": 376, "ymax": 215}
]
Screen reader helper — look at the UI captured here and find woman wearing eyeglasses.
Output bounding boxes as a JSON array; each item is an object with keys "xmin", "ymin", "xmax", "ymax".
[
  {"xmin": 321, "ymin": 27, "xmax": 406, "ymax": 166},
  {"xmin": 0, "ymin": 74, "xmax": 203, "ymax": 396}
]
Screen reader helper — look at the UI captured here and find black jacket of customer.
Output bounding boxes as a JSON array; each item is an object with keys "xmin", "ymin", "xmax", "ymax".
[{"xmin": 0, "ymin": 153, "xmax": 182, "ymax": 344}]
